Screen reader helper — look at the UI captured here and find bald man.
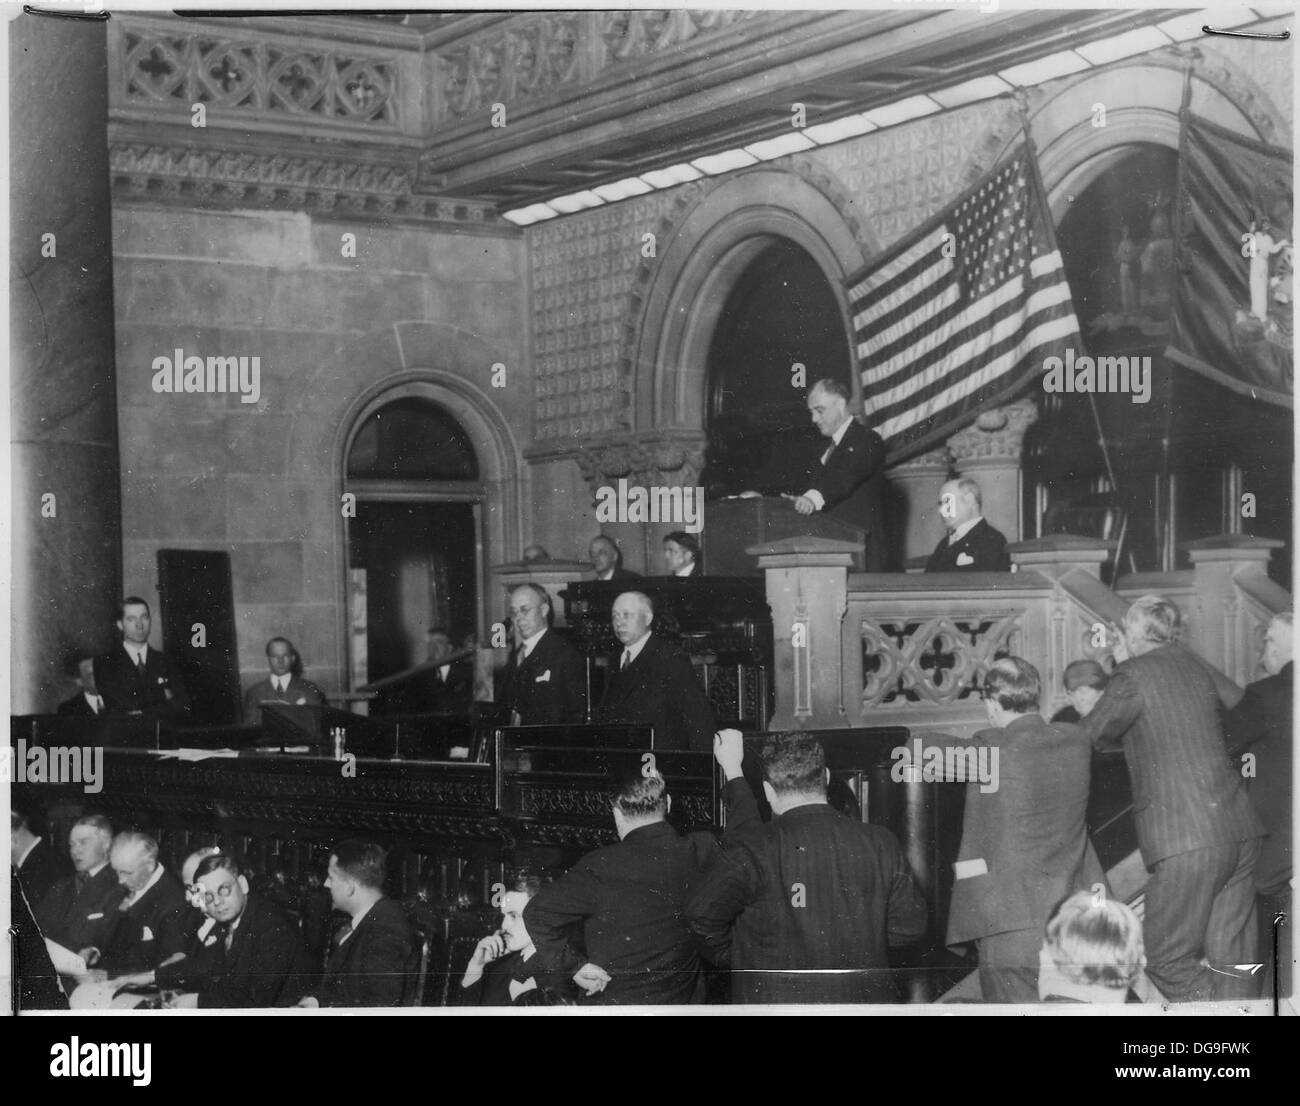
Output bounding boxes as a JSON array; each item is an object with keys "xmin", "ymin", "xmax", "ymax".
[{"xmin": 595, "ymin": 592, "xmax": 716, "ymax": 751}]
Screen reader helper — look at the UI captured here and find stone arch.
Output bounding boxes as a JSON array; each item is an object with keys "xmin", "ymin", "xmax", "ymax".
[
  {"xmin": 972, "ymin": 52, "xmax": 1289, "ymax": 217},
  {"xmin": 309, "ymin": 321, "xmax": 523, "ymax": 682},
  {"xmin": 628, "ymin": 162, "xmax": 881, "ymax": 436}
]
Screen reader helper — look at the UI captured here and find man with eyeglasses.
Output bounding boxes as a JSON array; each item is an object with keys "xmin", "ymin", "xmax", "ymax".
[{"xmin": 138, "ymin": 853, "xmax": 313, "ymax": 1008}]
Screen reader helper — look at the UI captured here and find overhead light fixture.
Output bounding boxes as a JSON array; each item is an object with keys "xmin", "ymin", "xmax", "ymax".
[
  {"xmin": 691, "ymin": 149, "xmax": 759, "ymax": 175},
  {"xmin": 503, "ymin": 203, "xmax": 559, "ymax": 227},
  {"xmin": 863, "ymin": 94, "xmax": 941, "ymax": 128},
  {"xmin": 744, "ymin": 132, "xmax": 817, "ymax": 160},
  {"xmin": 639, "ymin": 163, "xmax": 703, "ymax": 188},
  {"xmin": 998, "ymin": 49, "xmax": 1090, "ymax": 87},
  {"xmin": 547, "ymin": 190, "xmax": 604, "ymax": 214},
  {"xmin": 930, "ymin": 75, "xmax": 1014, "ymax": 109},
  {"xmin": 804, "ymin": 113, "xmax": 877, "ymax": 144},
  {"xmin": 593, "ymin": 176, "xmax": 654, "ymax": 202},
  {"xmin": 1076, "ymin": 26, "xmax": 1175, "ymax": 65}
]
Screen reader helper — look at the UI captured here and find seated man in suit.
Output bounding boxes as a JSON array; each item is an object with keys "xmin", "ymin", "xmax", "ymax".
[
  {"xmin": 11, "ymin": 794, "xmax": 72, "ymax": 907},
  {"xmin": 97, "ymin": 831, "xmax": 196, "ymax": 975},
  {"xmin": 300, "ymin": 839, "xmax": 418, "ymax": 1008},
  {"xmin": 138, "ymin": 853, "xmax": 313, "ymax": 1008},
  {"xmin": 36, "ymin": 815, "xmax": 124, "ymax": 966},
  {"xmin": 1222, "ymin": 610, "xmax": 1293, "ymax": 998},
  {"xmin": 1038, "ymin": 891, "xmax": 1146, "ymax": 1004},
  {"xmin": 498, "ymin": 584, "xmax": 586, "ymax": 725},
  {"xmin": 596, "ymin": 591, "xmax": 716, "ymax": 752},
  {"xmin": 946, "ymin": 658, "xmax": 1105, "ymax": 1002},
  {"xmin": 94, "ymin": 596, "xmax": 190, "ymax": 720},
  {"xmin": 525, "ymin": 769, "xmax": 721, "ymax": 1004},
  {"xmin": 662, "ymin": 531, "xmax": 701, "ymax": 578},
  {"xmin": 56, "ymin": 654, "xmax": 106, "ymax": 717},
  {"xmin": 589, "ymin": 534, "xmax": 639, "ymax": 581},
  {"xmin": 458, "ymin": 872, "xmax": 551, "ymax": 1006},
  {"xmin": 1051, "ymin": 659, "xmax": 1109, "ymax": 724},
  {"xmin": 746, "ymin": 378, "xmax": 888, "ymax": 571},
  {"xmin": 687, "ymin": 730, "xmax": 927, "ymax": 1003},
  {"xmin": 925, "ymin": 476, "xmax": 1010, "ymax": 572},
  {"xmin": 242, "ymin": 636, "xmax": 326, "ymax": 723}
]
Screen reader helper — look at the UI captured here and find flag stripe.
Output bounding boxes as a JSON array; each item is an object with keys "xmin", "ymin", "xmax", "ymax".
[{"xmin": 848, "ymin": 144, "xmax": 1081, "ymax": 460}]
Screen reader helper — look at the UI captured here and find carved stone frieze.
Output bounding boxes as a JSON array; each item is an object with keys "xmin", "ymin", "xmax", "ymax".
[
  {"xmin": 574, "ymin": 435, "xmax": 708, "ymax": 497},
  {"xmin": 120, "ymin": 24, "xmax": 401, "ymax": 128},
  {"xmin": 947, "ymin": 398, "xmax": 1040, "ymax": 464},
  {"xmin": 433, "ymin": 10, "xmax": 761, "ymax": 123},
  {"xmin": 108, "ymin": 142, "xmax": 504, "ymax": 227}
]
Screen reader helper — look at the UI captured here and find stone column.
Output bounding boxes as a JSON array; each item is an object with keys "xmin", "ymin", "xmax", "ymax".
[
  {"xmin": 1182, "ymin": 535, "xmax": 1286, "ymax": 684},
  {"xmin": 886, "ymin": 446, "xmax": 950, "ymax": 568},
  {"xmin": 10, "ymin": 15, "xmax": 122, "ymax": 712},
  {"xmin": 946, "ymin": 398, "xmax": 1038, "ymax": 542},
  {"xmin": 753, "ymin": 536, "xmax": 857, "ymax": 730}
]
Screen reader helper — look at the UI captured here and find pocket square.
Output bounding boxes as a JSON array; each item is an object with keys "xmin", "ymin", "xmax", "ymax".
[
  {"xmin": 534, "ymin": 670, "xmax": 552, "ymax": 683},
  {"xmin": 953, "ymin": 858, "xmax": 988, "ymax": 880},
  {"xmin": 141, "ymin": 926, "xmax": 155, "ymax": 942},
  {"xmin": 87, "ymin": 912, "xmax": 104, "ymax": 920},
  {"xmin": 956, "ymin": 552, "xmax": 975, "ymax": 567}
]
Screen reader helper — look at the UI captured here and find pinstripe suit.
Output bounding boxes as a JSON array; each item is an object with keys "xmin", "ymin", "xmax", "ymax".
[{"xmin": 1079, "ymin": 644, "xmax": 1265, "ymax": 1002}]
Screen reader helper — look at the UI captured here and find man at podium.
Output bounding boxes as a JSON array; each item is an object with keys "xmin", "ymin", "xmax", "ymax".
[{"xmin": 741, "ymin": 379, "xmax": 888, "ymax": 571}]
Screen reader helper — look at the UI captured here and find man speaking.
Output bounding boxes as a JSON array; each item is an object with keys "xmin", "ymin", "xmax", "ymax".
[{"xmin": 747, "ymin": 379, "xmax": 887, "ymax": 571}]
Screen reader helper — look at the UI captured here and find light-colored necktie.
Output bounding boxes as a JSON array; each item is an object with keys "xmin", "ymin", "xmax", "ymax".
[{"xmin": 621, "ymin": 650, "xmax": 631, "ymax": 671}]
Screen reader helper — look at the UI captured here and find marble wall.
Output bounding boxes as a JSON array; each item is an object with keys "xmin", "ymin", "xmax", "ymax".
[{"xmin": 111, "ymin": 205, "xmax": 527, "ymax": 694}]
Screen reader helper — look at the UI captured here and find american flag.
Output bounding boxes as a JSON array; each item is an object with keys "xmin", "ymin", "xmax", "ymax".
[{"xmin": 849, "ymin": 147, "xmax": 1080, "ymax": 461}]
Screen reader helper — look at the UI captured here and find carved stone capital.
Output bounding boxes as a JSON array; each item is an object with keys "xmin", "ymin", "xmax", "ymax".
[
  {"xmin": 888, "ymin": 446, "xmax": 952, "ymax": 475},
  {"xmin": 575, "ymin": 433, "xmax": 708, "ymax": 496},
  {"xmin": 946, "ymin": 398, "xmax": 1039, "ymax": 465}
]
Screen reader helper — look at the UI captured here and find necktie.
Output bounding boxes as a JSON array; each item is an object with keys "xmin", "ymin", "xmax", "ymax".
[
  {"xmin": 75, "ymin": 873, "xmax": 90, "ymax": 893},
  {"xmin": 135, "ymin": 652, "xmax": 146, "ymax": 676},
  {"xmin": 91, "ymin": 695, "xmax": 103, "ymax": 714},
  {"xmin": 621, "ymin": 650, "xmax": 631, "ymax": 671},
  {"xmin": 274, "ymin": 677, "xmax": 286, "ymax": 694}
]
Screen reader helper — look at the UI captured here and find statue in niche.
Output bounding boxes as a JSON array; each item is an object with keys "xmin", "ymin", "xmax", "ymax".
[
  {"xmin": 1115, "ymin": 224, "xmax": 1140, "ymax": 317},
  {"xmin": 1138, "ymin": 205, "xmax": 1173, "ymax": 317}
]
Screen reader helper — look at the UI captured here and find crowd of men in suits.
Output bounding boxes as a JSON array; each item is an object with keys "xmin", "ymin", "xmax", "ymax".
[{"xmin": 12, "ymin": 814, "xmax": 423, "ymax": 1010}]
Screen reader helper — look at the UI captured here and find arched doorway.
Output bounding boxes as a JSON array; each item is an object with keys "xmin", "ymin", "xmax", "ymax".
[
  {"xmin": 343, "ymin": 396, "xmax": 484, "ymax": 705},
  {"xmin": 703, "ymin": 238, "xmax": 855, "ymax": 497}
]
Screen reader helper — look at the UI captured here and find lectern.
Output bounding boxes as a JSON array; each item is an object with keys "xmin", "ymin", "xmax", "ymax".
[{"xmin": 704, "ymin": 496, "xmax": 866, "ymax": 575}]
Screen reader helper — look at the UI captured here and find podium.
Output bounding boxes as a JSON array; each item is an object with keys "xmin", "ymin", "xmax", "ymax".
[{"xmin": 704, "ymin": 496, "xmax": 866, "ymax": 575}]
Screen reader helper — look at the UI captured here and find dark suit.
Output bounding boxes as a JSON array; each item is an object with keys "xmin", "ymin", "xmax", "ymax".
[
  {"xmin": 1222, "ymin": 662, "xmax": 1292, "ymax": 895},
  {"xmin": 94, "ymin": 644, "xmax": 191, "ymax": 719},
  {"xmin": 925, "ymin": 518, "xmax": 1011, "ymax": 573},
  {"xmin": 318, "ymin": 897, "xmax": 418, "ymax": 1007},
  {"xmin": 405, "ymin": 659, "xmax": 474, "ymax": 714},
  {"xmin": 35, "ymin": 865, "xmax": 125, "ymax": 957},
  {"xmin": 596, "ymin": 634, "xmax": 716, "ymax": 751},
  {"xmin": 156, "ymin": 893, "xmax": 314, "ymax": 1008},
  {"xmin": 944, "ymin": 717, "xmax": 1105, "ymax": 1002},
  {"xmin": 800, "ymin": 419, "xmax": 888, "ymax": 572},
  {"xmin": 595, "ymin": 567, "xmax": 641, "ymax": 581},
  {"xmin": 99, "ymin": 868, "xmax": 196, "ymax": 974},
  {"xmin": 57, "ymin": 691, "xmax": 104, "ymax": 717},
  {"xmin": 686, "ymin": 778, "xmax": 928, "ymax": 1004},
  {"xmin": 242, "ymin": 674, "xmax": 326, "ymax": 724},
  {"xmin": 498, "ymin": 629, "xmax": 586, "ymax": 725},
  {"xmin": 1078, "ymin": 644, "xmax": 1265, "ymax": 1002},
  {"xmin": 1223, "ymin": 661, "xmax": 1293, "ymax": 997},
  {"xmin": 16, "ymin": 837, "xmax": 73, "ymax": 907},
  {"xmin": 13, "ymin": 872, "xmax": 68, "ymax": 1011},
  {"xmin": 525, "ymin": 821, "xmax": 721, "ymax": 1004},
  {"xmin": 456, "ymin": 950, "xmax": 545, "ymax": 1007}
]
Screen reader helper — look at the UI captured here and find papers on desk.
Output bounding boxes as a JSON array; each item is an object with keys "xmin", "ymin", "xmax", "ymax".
[
  {"xmin": 45, "ymin": 939, "xmax": 87, "ymax": 976},
  {"xmin": 154, "ymin": 748, "xmax": 241, "ymax": 761}
]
